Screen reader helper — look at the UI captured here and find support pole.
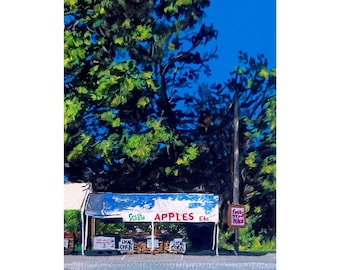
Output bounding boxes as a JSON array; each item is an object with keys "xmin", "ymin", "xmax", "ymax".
[
  {"xmin": 215, "ymin": 224, "xmax": 219, "ymax": 256},
  {"xmin": 84, "ymin": 215, "xmax": 89, "ymax": 254},
  {"xmin": 81, "ymin": 183, "xmax": 90, "ymax": 256},
  {"xmin": 151, "ymin": 221, "xmax": 155, "ymax": 253},
  {"xmin": 234, "ymin": 229, "xmax": 239, "ymax": 255},
  {"xmin": 91, "ymin": 217, "xmax": 96, "ymax": 248},
  {"xmin": 212, "ymin": 223, "xmax": 216, "ymax": 251},
  {"xmin": 81, "ymin": 211, "xmax": 84, "ymax": 256}
]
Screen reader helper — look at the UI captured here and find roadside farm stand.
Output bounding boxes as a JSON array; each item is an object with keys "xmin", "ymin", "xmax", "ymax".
[{"xmin": 82, "ymin": 193, "xmax": 220, "ymax": 255}]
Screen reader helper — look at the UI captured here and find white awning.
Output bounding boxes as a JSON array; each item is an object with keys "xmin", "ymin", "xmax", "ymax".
[
  {"xmin": 64, "ymin": 182, "xmax": 91, "ymax": 210},
  {"xmin": 84, "ymin": 193, "xmax": 219, "ymax": 223}
]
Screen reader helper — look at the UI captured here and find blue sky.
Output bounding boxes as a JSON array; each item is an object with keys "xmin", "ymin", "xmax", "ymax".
[{"xmin": 205, "ymin": 0, "xmax": 276, "ymax": 82}]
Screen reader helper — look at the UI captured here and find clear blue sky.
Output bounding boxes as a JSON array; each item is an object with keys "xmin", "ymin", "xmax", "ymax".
[{"xmin": 205, "ymin": 0, "xmax": 276, "ymax": 83}]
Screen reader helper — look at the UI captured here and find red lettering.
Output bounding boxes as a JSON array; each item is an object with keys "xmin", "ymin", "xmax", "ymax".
[
  {"xmin": 232, "ymin": 208, "xmax": 244, "ymax": 215},
  {"xmin": 169, "ymin": 212, "xmax": 175, "ymax": 220},
  {"xmin": 154, "ymin": 212, "xmax": 196, "ymax": 222},
  {"xmin": 199, "ymin": 215, "xmax": 209, "ymax": 221},
  {"xmin": 232, "ymin": 215, "xmax": 245, "ymax": 225}
]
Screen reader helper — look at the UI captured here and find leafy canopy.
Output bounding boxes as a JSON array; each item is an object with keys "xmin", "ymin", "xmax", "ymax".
[{"xmin": 64, "ymin": 0, "xmax": 216, "ymax": 191}]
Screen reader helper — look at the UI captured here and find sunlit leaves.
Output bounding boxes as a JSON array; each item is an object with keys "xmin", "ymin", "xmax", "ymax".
[
  {"xmin": 137, "ymin": 96, "xmax": 150, "ymax": 108},
  {"xmin": 264, "ymin": 96, "xmax": 276, "ymax": 131},
  {"xmin": 123, "ymin": 134, "xmax": 154, "ymax": 162},
  {"xmin": 164, "ymin": 3, "xmax": 178, "ymax": 14},
  {"xmin": 164, "ymin": 167, "xmax": 172, "ymax": 176},
  {"xmin": 76, "ymin": 86, "xmax": 88, "ymax": 94},
  {"xmin": 245, "ymin": 151, "xmax": 257, "ymax": 168},
  {"xmin": 168, "ymin": 43, "xmax": 176, "ymax": 50},
  {"xmin": 121, "ymin": 18, "xmax": 131, "ymax": 28},
  {"xmin": 132, "ymin": 24, "xmax": 152, "ymax": 41},
  {"xmin": 119, "ymin": 118, "xmax": 173, "ymax": 162},
  {"xmin": 114, "ymin": 37, "xmax": 124, "ymax": 45},
  {"xmin": 64, "ymin": 96, "xmax": 83, "ymax": 126},
  {"xmin": 258, "ymin": 67, "xmax": 269, "ymax": 80},
  {"xmin": 175, "ymin": 144, "xmax": 198, "ymax": 165},
  {"xmin": 122, "ymin": 77, "xmax": 134, "ymax": 92},
  {"xmin": 100, "ymin": 111, "xmax": 121, "ymax": 128},
  {"xmin": 65, "ymin": 0, "xmax": 78, "ymax": 7},
  {"xmin": 94, "ymin": 134, "xmax": 120, "ymax": 164},
  {"xmin": 235, "ymin": 66, "xmax": 245, "ymax": 75},
  {"xmin": 176, "ymin": 0, "xmax": 193, "ymax": 6},
  {"xmin": 140, "ymin": 71, "xmax": 153, "ymax": 80},
  {"xmin": 260, "ymin": 156, "xmax": 276, "ymax": 178},
  {"xmin": 67, "ymin": 134, "xmax": 92, "ymax": 162}
]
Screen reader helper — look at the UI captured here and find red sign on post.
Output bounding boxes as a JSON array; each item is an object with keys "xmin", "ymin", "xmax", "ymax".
[{"xmin": 227, "ymin": 204, "xmax": 246, "ymax": 229}]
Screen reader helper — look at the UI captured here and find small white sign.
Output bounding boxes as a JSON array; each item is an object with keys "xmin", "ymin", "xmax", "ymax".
[
  {"xmin": 231, "ymin": 207, "xmax": 246, "ymax": 227},
  {"xmin": 93, "ymin": 236, "xmax": 115, "ymax": 250},
  {"xmin": 119, "ymin": 238, "xmax": 134, "ymax": 251},
  {"xmin": 169, "ymin": 238, "xmax": 186, "ymax": 252},
  {"xmin": 227, "ymin": 204, "xmax": 246, "ymax": 228},
  {"xmin": 64, "ymin": 239, "xmax": 69, "ymax": 248},
  {"xmin": 147, "ymin": 239, "xmax": 159, "ymax": 249}
]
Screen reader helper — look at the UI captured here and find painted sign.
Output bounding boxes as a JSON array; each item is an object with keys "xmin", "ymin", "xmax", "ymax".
[
  {"xmin": 64, "ymin": 239, "xmax": 69, "ymax": 248},
  {"xmin": 85, "ymin": 193, "xmax": 219, "ymax": 223},
  {"xmin": 93, "ymin": 236, "xmax": 115, "ymax": 250},
  {"xmin": 128, "ymin": 213, "xmax": 146, "ymax": 221},
  {"xmin": 169, "ymin": 238, "xmax": 186, "ymax": 252},
  {"xmin": 147, "ymin": 238, "xmax": 159, "ymax": 249},
  {"xmin": 227, "ymin": 204, "xmax": 246, "ymax": 229},
  {"xmin": 119, "ymin": 238, "xmax": 134, "ymax": 252}
]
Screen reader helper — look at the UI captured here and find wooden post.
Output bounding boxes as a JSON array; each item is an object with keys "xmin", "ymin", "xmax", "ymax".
[{"xmin": 233, "ymin": 91, "xmax": 240, "ymax": 255}]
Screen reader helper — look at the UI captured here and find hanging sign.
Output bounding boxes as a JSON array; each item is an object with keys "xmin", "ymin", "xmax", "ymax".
[{"xmin": 227, "ymin": 204, "xmax": 246, "ymax": 229}]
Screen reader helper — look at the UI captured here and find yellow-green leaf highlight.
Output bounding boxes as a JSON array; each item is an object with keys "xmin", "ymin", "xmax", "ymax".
[{"xmin": 258, "ymin": 68, "xmax": 269, "ymax": 80}]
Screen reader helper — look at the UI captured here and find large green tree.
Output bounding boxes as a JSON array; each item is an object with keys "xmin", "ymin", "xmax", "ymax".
[
  {"xmin": 64, "ymin": 0, "xmax": 217, "ymax": 191},
  {"xmin": 177, "ymin": 52, "xmax": 276, "ymax": 236}
]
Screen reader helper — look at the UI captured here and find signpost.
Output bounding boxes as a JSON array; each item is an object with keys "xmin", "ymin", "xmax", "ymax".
[
  {"xmin": 227, "ymin": 204, "xmax": 246, "ymax": 229},
  {"xmin": 227, "ymin": 204, "xmax": 246, "ymax": 255}
]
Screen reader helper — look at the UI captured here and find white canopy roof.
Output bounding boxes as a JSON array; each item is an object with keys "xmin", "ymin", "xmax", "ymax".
[
  {"xmin": 84, "ymin": 193, "xmax": 220, "ymax": 223},
  {"xmin": 64, "ymin": 182, "xmax": 91, "ymax": 210}
]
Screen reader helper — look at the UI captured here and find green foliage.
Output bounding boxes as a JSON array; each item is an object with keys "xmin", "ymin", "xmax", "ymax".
[
  {"xmin": 175, "ymin": 144, "xmax": 198, "ymax": 165},
  {"xmin": 64, "ymin": 210, "xmax": 81, "ymax": 234},
  {"xmin": 95, "ymin": 219, "xmax": 125, "ymax": 235},
  {"xmin": 218, "ymin": 208, "xmax": 276, "ymax": 252},
  {"xmin": 64, "ymin": 0, "xmax": 217, "ymax": 191}
]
